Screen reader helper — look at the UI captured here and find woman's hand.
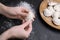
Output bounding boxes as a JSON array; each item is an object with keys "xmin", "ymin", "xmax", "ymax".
[
  {"xmin": 0, "ymin": 3, "xmax": 29, "ymax": 20},
  {"xmin": 0, "ymin": 20, "xmax": 33, "ymax": 40}
]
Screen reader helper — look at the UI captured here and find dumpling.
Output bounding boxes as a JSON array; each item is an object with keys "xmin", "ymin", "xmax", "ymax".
[
  {"xmin": 52, "ymin": 11, "xmax": 60, "ymax": 25},
  {"xmin": 20, "ymin": 2, "xmax": 35, "ymax": 21},
  {"xmin": 48, "ymin": 2, "xmax": 57, "ymax": 6},
  {"xmin": 54, "ymin": 4, "xmax": 60, "ymax": 11},
  {"xmin": 44, "ymin": 6, "xmax": 55, "ymax": 17}
]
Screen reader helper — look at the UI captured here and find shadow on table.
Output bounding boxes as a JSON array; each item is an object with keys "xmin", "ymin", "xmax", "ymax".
[{"xmin": 8, "ymin": 38, "xmax": 23, "ymax": 40}]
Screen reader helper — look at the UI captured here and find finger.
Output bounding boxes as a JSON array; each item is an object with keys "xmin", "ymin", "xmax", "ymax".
[
  {"xmin": 20, "ymin": 9, "xmax": 28, "ymax": 16},
  {"xmin": 22, "ymin": 20, "xmax": 25, "ymax": 23},
  {"xmin": 20, "ymin": 6, "xmax": 29, "ymax": 12},
  {"xmin": 19, "ymin": 7, "xmax": 29, "ymax": 16},
  {"xmin": 26, "ymin": 21, "xmax": 33, "ymax": 35},
  {"xmin": 20, "ymin": 20, "xmax": 32, "ymax": 28},
  {"xmin": 20, "ymin": 9, "xmax": 29, "ymax": 14},
  {"xmin": 2, "ymin": 13, "xmax": 18, "ymax": 19},
  {"xmin": 18, "ymin": 12, "xmax": 28, "ymax": 17},
  {"xmin": 22, "ymin": 20, "xmax": 26, "ymax": 23},
  {"xmin": 17, "ymin": 14, "xmax": 24, "ymax": 20}
]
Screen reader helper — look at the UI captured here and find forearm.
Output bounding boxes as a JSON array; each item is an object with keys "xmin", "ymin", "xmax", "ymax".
[
  {"xmin": 0, "ymin": 3, "xmax": 7, "ymax": 14},
  {"xmin": 0, "ymin": 30, "xmax": 12, "ymax": 40}
]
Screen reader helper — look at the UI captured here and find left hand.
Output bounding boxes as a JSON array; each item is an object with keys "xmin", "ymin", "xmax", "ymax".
[
  {"xmin": 0, "ymin": 3, "xmax": 29, "ymax": 20},
  {"xmin": 2, "ymin": 6, "xmax": 29, "ymax": 20},
  {"xmin": 0, "ymin": 20, "xmax": 33, "ymax": 40}
]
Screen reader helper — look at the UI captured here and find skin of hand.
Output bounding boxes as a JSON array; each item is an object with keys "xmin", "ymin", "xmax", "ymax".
[
  {"xmin": 0, "ymin": 20, "xmax": 33, "ymax": 40},
  {"xmin": 0, "ymin": 3, "xmax": 29, "ymax": 20},
  {"xmin": 0, "ymin": 3, "xmax": 34, "ymax": 40}
]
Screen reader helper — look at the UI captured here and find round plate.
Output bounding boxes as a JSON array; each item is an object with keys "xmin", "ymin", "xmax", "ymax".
[{"xmin": 39, "ymin": 0, "xmax": 60, "ymax": 30}]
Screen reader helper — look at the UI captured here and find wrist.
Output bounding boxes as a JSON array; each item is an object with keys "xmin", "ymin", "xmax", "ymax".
[
  {"xmin": 0, "ymin": 3, "xmax": 7, "ymax": 14},
  {"xmin": 0, "ymin": 30, "xmax": 12, "ymax": 40}
]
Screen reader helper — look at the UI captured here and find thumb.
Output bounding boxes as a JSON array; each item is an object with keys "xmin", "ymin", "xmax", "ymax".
[
  {"xmin": 20, "ymin": 20, "xmax": 32, "ymax": 28},
  {"xmin": 26, "ymin": 21, "xmax": 32, "ymax": 34},
  {"xmin": 25, "ymin": 21, "xmax": 33, "ymax": 37}
]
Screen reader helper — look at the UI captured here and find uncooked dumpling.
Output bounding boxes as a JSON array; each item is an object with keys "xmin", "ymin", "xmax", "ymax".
[
  {"xmin": 52, "ymin": 11, "xmax": 60, "ymax": 25},
  {"xmin": 48, "ymin": 2, "xmax": 57, "ymax": 6},
  {"xmin": 20, "ymin": 2, "xmax": 35, "ymax": 21},
  {"xmin": 54, "ymin": 4, "xmax": 60, "ymax": 11},
  {"xmin": 44, "ymin": 6, "xmax": 55, "ymax": 16}
]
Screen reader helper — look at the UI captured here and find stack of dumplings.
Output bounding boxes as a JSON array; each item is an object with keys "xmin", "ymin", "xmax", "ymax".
[{"xmin": 44, "ymin": 2, "xmax": 60, "ymax": 25}]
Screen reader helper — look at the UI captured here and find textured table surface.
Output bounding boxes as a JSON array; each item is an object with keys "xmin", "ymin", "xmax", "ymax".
[{"xmin": 0, "ymin": 0, "xmax": 60, "ymax": 40}]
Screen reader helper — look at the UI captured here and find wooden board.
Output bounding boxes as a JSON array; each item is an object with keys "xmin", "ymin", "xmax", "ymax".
[{"xmin": 39, "ymin": 0, "xmax": 60, "ymax": 30}]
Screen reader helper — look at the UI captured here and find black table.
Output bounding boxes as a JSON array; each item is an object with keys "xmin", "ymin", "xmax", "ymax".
[{"xmin": 0, "ymin": 0, "xmax": 60, "ymax": 40}]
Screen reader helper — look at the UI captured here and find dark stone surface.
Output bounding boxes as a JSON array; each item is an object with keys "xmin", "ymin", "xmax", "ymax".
[
  {"xmin": 0, "ymin": 0, "xmax": 60, "ymax": 40},
  {"xmin": 0, "ymin": 15, "xmax": 22, "ymax": 34}
]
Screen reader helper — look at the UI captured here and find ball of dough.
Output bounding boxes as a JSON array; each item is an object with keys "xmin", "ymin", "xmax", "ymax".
[
  {"xmin": 44, "ymin": 6, "xmax": 55, "ymax": 17},
  {"xmin": 25, "ymin": 12, "xmax": 35, "ymax": 21},
  {"xmin": 48, "ymin": 2, "xmax": 57, "ymax": 6},
  {"xmin": 52, "ymin": 11, "xmax": 60, "ymax": 25},
  {"xmin": 53, "ymin": 18, "xmax": 60, "ymax": 25},
  {"xmin": 19, "ymin": 2, "xmax": 35, "ymax": 21},
  {"xmin": 54, "ymin": 4, "xmax": 60, "ymax": 11}
]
